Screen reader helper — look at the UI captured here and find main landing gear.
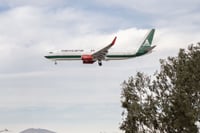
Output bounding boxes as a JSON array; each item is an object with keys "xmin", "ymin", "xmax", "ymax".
[{"xmin": 98, "ymin": 60, "xmax": 102, "ymax": 66}]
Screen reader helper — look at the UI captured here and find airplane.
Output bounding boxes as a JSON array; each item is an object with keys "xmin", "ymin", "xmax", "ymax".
[{"xmin": 45, "ymin": 29, "xmax": 156, "ymax": 66}]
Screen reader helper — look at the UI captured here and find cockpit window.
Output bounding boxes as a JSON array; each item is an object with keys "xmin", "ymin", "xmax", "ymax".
[{"xmin": 49, "ymin": 52, "xmax": 53, "ymax": 54}]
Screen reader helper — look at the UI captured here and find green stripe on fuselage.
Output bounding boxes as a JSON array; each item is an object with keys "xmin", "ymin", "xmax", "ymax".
[
  {"xmin": 106, "ymin": 54, "xmax": 137, "ymax": 58},
  {"xmin": 45, "ymin": 55, "xmax": 81, "ymax": 59},
  {"xmin": 45, "ymin": 53, "xmax": 144, "ymax": 60}
]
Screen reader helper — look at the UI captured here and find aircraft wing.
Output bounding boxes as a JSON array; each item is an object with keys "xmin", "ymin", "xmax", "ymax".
[{"xmin": 92, "ymin": 36, "xmax": 117, "ymax": 61}]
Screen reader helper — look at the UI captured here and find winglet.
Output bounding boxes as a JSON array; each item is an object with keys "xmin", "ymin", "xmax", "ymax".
[{"xmin": 111, "ymin": 36, "xmax": 117, "ymax": 46}]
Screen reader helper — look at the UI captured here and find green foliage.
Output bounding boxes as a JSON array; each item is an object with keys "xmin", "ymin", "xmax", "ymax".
[{"xmin": 120, "ymin": 43, "xmax": 200, "ymax": 133}]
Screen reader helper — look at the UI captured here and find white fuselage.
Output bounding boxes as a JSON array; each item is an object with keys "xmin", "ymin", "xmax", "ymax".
[{"xmin": 45, "ymin": 49, "xmax": 137, "ymax": 61}]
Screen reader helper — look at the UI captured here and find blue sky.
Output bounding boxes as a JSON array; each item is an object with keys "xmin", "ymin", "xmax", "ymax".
[{"xmin": 0, "ymin": 0, "xmax": 200, "ymax": 133}]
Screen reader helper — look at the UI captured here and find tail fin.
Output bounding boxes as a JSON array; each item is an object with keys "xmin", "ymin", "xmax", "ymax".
[{"xmin": 136, "ymin": 29, "xmax": 155, "ymax": 55}]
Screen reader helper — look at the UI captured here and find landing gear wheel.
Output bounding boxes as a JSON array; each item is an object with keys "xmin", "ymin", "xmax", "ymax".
[
  {"xmin": 98, "ymin": 60, "xmax": 102, "ymax": 66},
  {"xmin": 54, "ymin": 61, "xmax": 57, "ymax": 65}
]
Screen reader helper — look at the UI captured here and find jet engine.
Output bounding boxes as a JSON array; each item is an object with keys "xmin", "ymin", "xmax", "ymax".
[{"xmin": 81, "ymin": 55, "xmax": 95, "ymax": 64}]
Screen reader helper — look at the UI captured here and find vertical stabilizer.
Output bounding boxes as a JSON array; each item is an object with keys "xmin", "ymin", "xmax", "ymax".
[{"xmin": 136, "ymin": 29, "xmax": 155, "ymax": 55}]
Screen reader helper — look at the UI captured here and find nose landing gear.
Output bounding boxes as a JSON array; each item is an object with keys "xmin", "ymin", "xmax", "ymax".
[{"xmin": 54, "ymin": 60, "xmax": 57, "ymax": 65}]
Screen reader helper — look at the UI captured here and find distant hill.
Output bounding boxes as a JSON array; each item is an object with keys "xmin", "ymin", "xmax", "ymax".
[{"xmin": 20, "ymin": 128, "xmax": 56, "ymax": 133}]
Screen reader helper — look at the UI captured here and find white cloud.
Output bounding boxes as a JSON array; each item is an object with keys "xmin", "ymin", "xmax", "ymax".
[
  {"xmin": 95, "ymin": 0, "xmax": 200, "ymax": 32},
  {"xmin": 95, "ymin": 0, "xmax": 200, "ymax": 14},
  {"xmin": 0, "ymin": 3, "xmax": 199, "ymax": 109},
  {"xmin": 0, "ymin": 0, "xmax": 68, "ymax": 7},
  {"xmin": 0, "ymin": 6, "xmax": 101, "ymax": 71}
]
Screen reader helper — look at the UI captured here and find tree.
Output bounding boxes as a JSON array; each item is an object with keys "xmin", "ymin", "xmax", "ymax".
[{"xmin": 120, "ymin": 43, "xmax": 200, "ymax": 133}]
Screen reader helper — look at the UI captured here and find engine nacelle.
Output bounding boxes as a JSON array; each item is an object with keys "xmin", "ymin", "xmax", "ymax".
[{"xmin": 81, "ymin": 55, "xmax": 95, "ymax": 64}]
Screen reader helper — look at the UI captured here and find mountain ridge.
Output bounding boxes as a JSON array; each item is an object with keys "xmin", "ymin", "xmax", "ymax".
[{"xmin": 20, "ymin": 128, "xmax": 56, "ymax": 133}]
